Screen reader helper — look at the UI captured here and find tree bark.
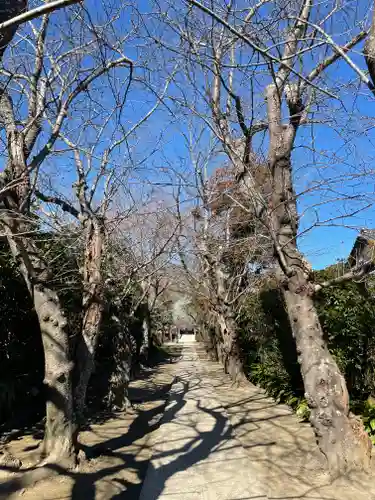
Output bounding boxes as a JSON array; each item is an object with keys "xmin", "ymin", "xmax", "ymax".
[
  {"xmin": 201, "ymin": 323, "xmax": 218, "ymax": 361},
  {"xmin": 108, "ymin": 317, "xmax": 132, "ymax": 410},
  {"xmin": 0, "ymin": 0, "xmax": 27, "ymax": 62},
  {"xmin": 266, "ymin": 82, "xmax": 371, "ymax": 472},
  {"xmin": 365, "ymin": 0, "xmax": 375, "ymax": 87},
  {"xmin": 74, "ymin": 219, "xmax": 105, "ymax": 422},
  {"xmin": 216, "ymin": 309, "xmax": 246, "ymax": 384},
  {"xmin": 139, "ymin": 303, "xmax": 151, "ymax": 361},
  {"xmin": 1, "ymin": 129, "xmax": 75, "ymax": 464},
  {"xmin": 284, "ymin": 277, "xmax": 372, "ymax": 473},
  {"xmin": 213, "ymin": 260, "xmax": 246, "ymax": 383},
  {"xmin": 3, "ymin": 220, "xmax": 75, "ymax": 465}
]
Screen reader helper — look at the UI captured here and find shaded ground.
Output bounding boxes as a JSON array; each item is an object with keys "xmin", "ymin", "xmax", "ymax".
[
  {"xmin": 0, "ymin": 348, "xmax": 180, "ymax": 500},
  {"xmin": 2, "ymin": 343, "xmax": 375, "ymax": 499}
]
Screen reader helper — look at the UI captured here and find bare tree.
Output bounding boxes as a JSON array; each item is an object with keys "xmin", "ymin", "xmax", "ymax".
[
  {"xmin": 156, "ymin": 0, "xmax": 374, "ymax": 471},
  {"xmin": 174, "ymin": 129, "xmax": 270, "ymax": 382},
  {"xmin": 0, "ymin": 1, "xmax": 86, "ymax": 66},
  {"xmin": 32, "ymin": 16, "xmax": 175, "ymax": 423},
  {"xmin": 0, "ymin": 1, "xmax": 146, "ymax": 464},
  {"xmin": 116, "ymin": 197, "xmax": 179, "ymax": 358}
]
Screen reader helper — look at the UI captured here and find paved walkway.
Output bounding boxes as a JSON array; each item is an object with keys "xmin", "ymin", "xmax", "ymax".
[
  {"xmin": 140, "ymin": 344, "xmax": 374, "ymax": 500},
  {"xmin": 2, "ymin": 343, "xmax": 374, "ymax": 499}
]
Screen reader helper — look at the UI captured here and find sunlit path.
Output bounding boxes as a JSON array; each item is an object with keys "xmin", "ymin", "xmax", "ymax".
[{"xmin": 140, "ymin": 343, "xmax": 374, "ymax": 500}]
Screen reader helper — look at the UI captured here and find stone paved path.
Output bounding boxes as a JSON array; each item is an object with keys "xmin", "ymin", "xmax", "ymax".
[{"xmin": 140, "ymin": 343, "xmax": 375, "ymax": 500}]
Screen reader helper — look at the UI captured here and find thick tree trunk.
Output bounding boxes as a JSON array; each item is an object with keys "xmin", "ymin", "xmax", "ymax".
[
  {"xmin": 4, "ymin": 224, "xmax": 75, "ymax": 465},
  {"xmin": 0, "ymin": 126, "xmax": 75, "ymax": 464},
  {"xmin": 74, "ymin": 219, "xmax": 105, "ymax": 422},
  {"xmin": 34, "ymin": 286, "xmax": 75, "ymax": 464},
  {"xmin": 283, "ymin": 277, "xmax": 372, "ymax": 473},
  {"xmin": 265, "ymin": 82, "xmax": 371, "ymax": 472},
  {"xmin": 108, "ymin": 319, "xmax": 132, "ymax": 410},
  {"xmin": 216, "ymin": 310, "xmax": 246, "ymax": 384},
  {"xmin": 201, "ymin": 324, "xmax": 218, "ymax": 361}
]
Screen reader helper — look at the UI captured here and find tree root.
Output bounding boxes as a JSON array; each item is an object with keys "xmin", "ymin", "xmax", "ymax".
[
  {"xmin": 0, "ymin": 448, "xmax": 22, "ymax": 470},
  {"xmin": 0, "ymin": 465, "xmax": 61, "ymax": 499}
]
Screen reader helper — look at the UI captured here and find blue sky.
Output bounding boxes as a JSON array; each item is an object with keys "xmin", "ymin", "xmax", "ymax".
[
  {"xmin": 81, "ymin": 0, "xmax": 375, "ymax": 270},
  {"xmin": 155, "ymin": 0, "xmax": 375, "ymax": 270}
]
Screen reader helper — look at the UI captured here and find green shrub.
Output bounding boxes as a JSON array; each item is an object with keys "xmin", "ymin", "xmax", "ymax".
[
  {"xmin": 237, "ymin": 268, "xmax": 375, "ymax": 435},
  {"xmin": 238, "ymin": 284, "xmax": 304, "ymax": 413},
  {"xmin": 315, "ymin": 267, "xmax": 375, "ymax": 400}
]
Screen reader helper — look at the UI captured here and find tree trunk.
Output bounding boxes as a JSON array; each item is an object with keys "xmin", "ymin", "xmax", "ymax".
[
  {"xmin": 35, "ymin": 286, "xmax": 75, "ymax": 464},
  {"xmin": 139, "ymin": 303, "xmax": 151, "ymax": 361},
  {"xmin": 265, "ymin": 82, "xmax": 371, "ymax": 472},
  {"xmin": 201, "ymin": 324, "xmax": 218, "ymax": 361},
  {"xmin": 283, "ymin": 276, "xmax": 372, "ymax": 473},
  {"xmin": 4, "ymin": 223, "xmax": 75, "ymax": 465},
  {"xmin": 108, "ymin": 319, "xmax": 132, "ymax": 410},
  {"xmin": 0, "ymin": 0, "xmax": 27, "ymax": 62},
  {"xmin": 0, "ymin": 127, "xmax": 75, "ymax": 464},
  {"xmin": 74, "ymin": 219, "xmax": 105, "ymax": 422},
  {"xmin": 216, "ymin": 309, "xmax": 246, "ymax": 384},
  {"xmin": 364, "ymin": 0, "xmax": 375, "ymax": 87}
]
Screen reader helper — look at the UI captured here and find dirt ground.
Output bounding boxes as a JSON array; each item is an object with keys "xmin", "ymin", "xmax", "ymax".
[{"xmin": 0, "ymin": 351, "xmax": 178, "ymax": 500}]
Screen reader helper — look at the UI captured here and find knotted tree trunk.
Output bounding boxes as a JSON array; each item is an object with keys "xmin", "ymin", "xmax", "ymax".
[
  {"xmin": 107, "ymin": 316, "xmax": 132, "ymax": 410},
  {"xmin": 4, "ymin": 221, "xmax": 75, "ymax": 465},
  {"xmin": 215, "ymin": 308, "xmax": 245, "ymax": 384},
  {"xmin": 74, "ymin": 219, "xmax": 105, "ymax": 423},
  {"xmin": 266, "ymin": 82, "xmax": 371, "ymax": 472},
  {"xmin": 1, "ymin": 129, "xmax": 75, "ymax": 465},
  {"xmin": 283, "ymin": 277, "xmax": 372, "ymax": 472}
]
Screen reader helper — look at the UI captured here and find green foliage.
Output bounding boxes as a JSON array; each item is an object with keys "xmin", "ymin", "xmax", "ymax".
[
  {"xmin": 295, "ymin": 400, "xmax": 310, "ymax": 421},
  {"xmin": 0, "ymin": 227, "xmax": 177, "ymax": 425},
  {"xmin": 249, "ymin": 360, "xmax": 297, "ymax": 404},
  {"xmin": 152, "ymin": 302, "xmax": 173, "ymax": 335},
  {"xmin": 315, "ymin": 266, "xmax": 375, "ymax": 399},
  {"xmin": 237, "ymin": 268, "xmax": 375, "ymax": 436},
  {"xmin": 238, "ymin": 284, "xmax": 305, "ymax": 419}
]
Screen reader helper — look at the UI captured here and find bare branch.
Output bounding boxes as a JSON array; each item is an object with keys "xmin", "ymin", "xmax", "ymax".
[
  {"xmin": 185, "ymin": 0, "xmax": 338, "ymax": 99},
  {"xmin": 0, "ymin": 0, "xmax": 82, "ymax": 32},
  {"xmin": 28, "ymin": 55, "xmax": 133, "ymax": 170},
  {"xmin": 35, "ymin": 190, "xmax": 80, "ymax": 219},
  {"xmin": 314, "ymin": 261, "xmax": 375, "ymax": 293}
]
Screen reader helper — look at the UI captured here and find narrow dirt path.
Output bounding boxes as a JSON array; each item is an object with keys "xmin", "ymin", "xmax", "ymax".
[
  {"xmin": 140, "ymin": 343, "xmax": 267, "ymax": 499},
  {"xmin": 0, "ymin": 354, "xmax": 177, "ymax": 500}
]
